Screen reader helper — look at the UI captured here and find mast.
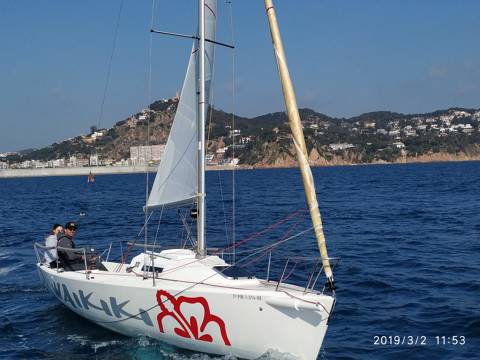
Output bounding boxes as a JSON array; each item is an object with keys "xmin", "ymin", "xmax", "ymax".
[
  {"xmin": 264, "ymin": 0, "xmax": 335, "ymax": 289},
  {"xmin": 197, "ymin": 0, "xmax": 206, "ymax": 255}
]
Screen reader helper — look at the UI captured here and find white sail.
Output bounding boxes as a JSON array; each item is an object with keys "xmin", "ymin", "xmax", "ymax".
[{"xmin": 146, "ymin": 0, "xmax": 217, "ymax": 209}]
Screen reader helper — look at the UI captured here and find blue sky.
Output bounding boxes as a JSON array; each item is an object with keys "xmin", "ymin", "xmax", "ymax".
[{"xmin": 1, "ymin": 0, "xmax": 479, "ymax": 152}]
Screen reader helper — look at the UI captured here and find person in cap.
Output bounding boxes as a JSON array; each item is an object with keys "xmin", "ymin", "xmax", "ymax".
[
  {"xmin": 57, "ymin": 221, "xmax": 107, "ymax": 271},
  {"xmin": 58, "ymin": 222, "xmax": 78, "ymax": 249},
  {"xmin": 57, "ymin": 222, "xmax": 84, "ymax": 270},
  {"xmin": 44, "ymin": 223, "xmax": 63, "ymax": 267}
]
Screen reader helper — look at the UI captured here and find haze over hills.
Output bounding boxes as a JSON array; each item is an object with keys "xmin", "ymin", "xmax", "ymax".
[{"xmin": 2, "ymin": 98, "xmax": 480, "ymax": 168}]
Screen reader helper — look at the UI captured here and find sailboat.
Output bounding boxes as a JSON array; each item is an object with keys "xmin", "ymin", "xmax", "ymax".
[{"xmin": 35, "ymin": 1, "xmax": 336, "ymax": 358}]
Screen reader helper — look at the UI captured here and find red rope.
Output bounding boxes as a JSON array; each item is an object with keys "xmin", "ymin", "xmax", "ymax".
[
  {"xmin": 217, "ymin": 208, "xmax": 307, "ymax": 254},
  {"xmin": 113, "ymin": 208, "xmax": 308, "ymax": 272},
  {"xmin": 239, "ymin": 215, "xmax": 303, "ymax": 268}
]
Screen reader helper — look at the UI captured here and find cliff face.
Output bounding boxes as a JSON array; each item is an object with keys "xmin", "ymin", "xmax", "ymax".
[
  {"xmin": 251, "ymin": 143, "xmax": 480, "ymax": 169},
  {"xmin": 251, "ymin": 144, "xmax": 360, "ymax": 168},
  {"xmin": 391, "ymin": 150, "xmax": 480, "ymax": 164},
  {"xmin": 252, "ymin": 142, "xmax": 296, "ymax": 168}
]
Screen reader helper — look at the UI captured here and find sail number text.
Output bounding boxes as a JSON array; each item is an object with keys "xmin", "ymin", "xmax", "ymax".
[{"xmin": 232, "ymin": 294, "xmax": 262, "ymax": 301}]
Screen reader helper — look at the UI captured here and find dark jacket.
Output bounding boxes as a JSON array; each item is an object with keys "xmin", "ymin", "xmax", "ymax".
[
  {"xmin": 57, "ymin": 234, "xmax": 83, "ymax": 262},
  {"xmin": 57, "ymin": 234, "xmax": 107, "ymax": 272}
]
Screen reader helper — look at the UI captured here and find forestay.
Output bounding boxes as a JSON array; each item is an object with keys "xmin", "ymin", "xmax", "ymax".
[{"xmin": 146, "ymin": 0, "xmax": 217, "ymax": 209}]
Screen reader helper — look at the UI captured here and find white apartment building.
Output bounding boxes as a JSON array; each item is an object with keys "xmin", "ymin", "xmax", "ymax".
[{"xmin": 130, "ymin": 145, "xmax": 165, "ymax": 165}]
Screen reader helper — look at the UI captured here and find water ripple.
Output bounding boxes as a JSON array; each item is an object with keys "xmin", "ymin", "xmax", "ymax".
[{"xmin": 0, "ymin": 163, "xmax": 479, "ymax": 359}]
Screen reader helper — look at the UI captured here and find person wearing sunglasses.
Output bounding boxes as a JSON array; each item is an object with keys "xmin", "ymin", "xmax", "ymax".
[
  {"xmin": 57, "ymin": 222, "xmax": 84, "ymax": 270},
  {"xmin": 57, "ymin": 221, "xmax": 107, "ymax": 271}
]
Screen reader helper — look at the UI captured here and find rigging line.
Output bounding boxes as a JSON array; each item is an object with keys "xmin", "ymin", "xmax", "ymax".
[
  {"xmin": 227, "ymin": 0, "xmax": 237, "ymax": 265},
  {"xmin": 115, "ymin": 208, "xmax": 155, "ymax": 273},
  {"xmin": 146, "ymin": 206, "xmax": 163, "ymax": 279},
  {"xmin": 144, "ymin": 223, "xmax": 309, "ymax": 277},
  {"xmin": 152, "ymin": 205, "xmax": 164, "ymax": 249},
  {"xmin": 94, "ymin": 226, "xmax": 317, "ymax": 325},
  {"xmin": 203, "ymin": 7, "xmax": 220, "ymax": 250},
  {"xmin": 124, "ymin": 224, "xmax": 319, "ymax": 278},
  {"xmin": 187, "ymin": 205, "xmax": 196, "ymax": 248},
  {"xmin": 206, "ymin": 70, "xmax": 231, "ymax": 252},
  {"xmin": 206, "ymin": 100, "xmax": 231, "ymax": 249},
  {"xmin": 137, "ymin": 211, "xmax": 155, "ymax": 238},
  {"xmin": 282, "ymin": 261, "xmax": 297, "ymax": 283},
  {"xmin": 239, "ymin": 215, "xmax": 302, "ymax": 268},
  {"xmin": 204, "ymin": 46, "xmax": 231, "ymax": 255},
  {"xmin": 232, "ymin": 226, "xmax": 314, "ymax": 266},
  {"xmin": 150, "ymin": 30, "xmax": 234, "ymax": 49},
  {"xmin": 114, "ymin": 211, "xmax": 154, "ymax": 272},
  {"xmin": 218, "ymin": 207, "xmax": 307, "ymax": 253},
  {"xmin": 179, "ymin": 207, "xmax": 195, "ymax": 248},
  {"xmin": 217, "ymin": 165, "xmax": 230, "ymax": 248},
  {"xmin": 239, "ymin": 219, "xmax": 303, "ymax": 268},
  {"xmin": 87, "ymin": 0, "xmax": 124, "ymax": 187},
  {"xmin": 97, "ymin": 0, "xmax": 125, "ymax": 130},
  {"xmin": 145, "ymin": 0, "xmax": 157, "ymax": 253}
]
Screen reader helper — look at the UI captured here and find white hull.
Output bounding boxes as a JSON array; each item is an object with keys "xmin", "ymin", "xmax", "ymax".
[{"xmin": 37, "ymin": 253, "xmax": 334, "ymax": 359}]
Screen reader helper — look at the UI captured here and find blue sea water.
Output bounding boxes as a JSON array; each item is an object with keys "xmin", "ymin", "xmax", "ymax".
[{"xmin": 0, "ymin": 162, "xmax": 479, "ymax": 359}]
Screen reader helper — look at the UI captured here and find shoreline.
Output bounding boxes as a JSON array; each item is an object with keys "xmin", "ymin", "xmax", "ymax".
[
  {"xmin": 248, "ymin": 153, "xmax": 480, "ymax": 170},
  {"xmin": 1, "ymin": 156, "xmax": 480, "ymax": 179},
  {"xmin": 0, "ymin": 166, "xmax": 157, "ymax": 179},
  {"xmin": 0, "ymin": 165, "xmax": 239, "ymax": 178}
]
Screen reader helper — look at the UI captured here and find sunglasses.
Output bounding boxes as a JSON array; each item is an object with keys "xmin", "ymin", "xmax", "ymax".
[{"xmin": 66, "ymin": 227, "xmax": 77, "ymax": 231}]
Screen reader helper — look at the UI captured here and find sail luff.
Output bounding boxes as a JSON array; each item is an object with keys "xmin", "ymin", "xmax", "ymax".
[
  {"xmin": 145, "ymin": 50, "xmax": 198, "ymax": 209},
  {"xmin": 146, "ymin": 0, "xmax": 216, "ymax": 211},
  {"xmin": 264, "ymin": 0, "xmax": 334, "ymax": 287}
]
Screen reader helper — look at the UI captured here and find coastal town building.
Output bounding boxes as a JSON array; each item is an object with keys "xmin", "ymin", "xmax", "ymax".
[
  {"xmin": 404, "ymin": 129, "xmax": 417, "ymax": 137},
  {"xmin": 329, "ymin": 143, "xmax": 355, "ymax": 151},
  {"xmin": 49, "ymin": 159, "xmax": 65, "ymax": 168},
  {"xmin": 452, "ymin": 110, "xmax": 470, "ymax": 118},
  {"xmin": 82, "ymin": 129, "xmax": 106, "ymax": 144},
  {"xmin": 113, "ymin": 158, "xmax": 130, "ymax": 167},
  {"xmin": 91, "ymin": 131, "xmax": 104, "ymax": 140},
  {"xmin": 89, "ymin": 154, "xmax": 99, "ymax": 166},
  {"xmin": 67, "ymin": 156, "xmax": 78, "ymax": 167},
  {"xmin": 130, "ymin": 145, "xmax": 165, "ymax": 165}
]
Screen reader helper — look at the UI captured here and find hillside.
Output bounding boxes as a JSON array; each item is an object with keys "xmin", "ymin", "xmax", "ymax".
[{"xmin": 4, "ymin": 98, "xmax": 480, "ymax": 168}]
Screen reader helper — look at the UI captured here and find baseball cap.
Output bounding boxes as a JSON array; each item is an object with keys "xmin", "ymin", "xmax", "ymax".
[{"xmin": 65, "ymin": 222, "xmax": 78, "ymax": 230}]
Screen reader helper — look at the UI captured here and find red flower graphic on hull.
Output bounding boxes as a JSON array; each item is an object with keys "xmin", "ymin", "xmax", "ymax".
[{"xmin": 156, "ymin": 290, "xmax": 231, "ymax": 346}]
